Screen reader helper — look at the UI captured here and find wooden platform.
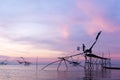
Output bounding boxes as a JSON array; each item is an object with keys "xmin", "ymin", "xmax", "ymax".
[
  {"xmin": 85, "ymin": 53, "xmax": 110, "ymax": 60},
  {"xmin": 103, "ymin": 66, "xmax": 120, "ymax": 70}
]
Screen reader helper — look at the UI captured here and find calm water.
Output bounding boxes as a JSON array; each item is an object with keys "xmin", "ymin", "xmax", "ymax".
[{"xmin": 0, "ymin": 65, "xmax": 119, "ymax": 80}]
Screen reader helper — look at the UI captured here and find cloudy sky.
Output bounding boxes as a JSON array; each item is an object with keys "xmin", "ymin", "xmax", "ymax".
[{"xmin": 0, "ymin": 0, "xmax": 120, "ymax": 62}]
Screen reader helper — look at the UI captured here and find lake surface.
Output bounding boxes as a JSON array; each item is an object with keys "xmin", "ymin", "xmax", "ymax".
[{"xmin": 0, "ymin": 65, "xmax": 119, "ymax": 80}]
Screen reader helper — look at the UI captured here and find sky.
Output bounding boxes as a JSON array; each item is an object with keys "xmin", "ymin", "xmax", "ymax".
[{"xmin": 0, "ymin": 0, "xmax": 120, "ymax": 63}]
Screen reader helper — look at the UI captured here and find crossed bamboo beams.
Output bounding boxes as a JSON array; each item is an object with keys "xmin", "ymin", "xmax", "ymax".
[
  {"xmin": 41, "ymin": 55, "xmax": 84, "ymax": 70},
  {"xmin": 41, "ymin": 57, "xmax": 68, "ymax": 70},
  {"xmin": 41, "ymin": 53, "xmax": 109, "ymax": 71}
]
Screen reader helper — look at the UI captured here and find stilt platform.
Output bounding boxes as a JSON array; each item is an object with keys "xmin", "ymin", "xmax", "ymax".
[{"xmin": 103, "ymin": 66, "xmax": 120, "ymax": 70}]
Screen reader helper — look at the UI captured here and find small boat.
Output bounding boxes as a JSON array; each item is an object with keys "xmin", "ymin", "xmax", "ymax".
[{"xmin": 103, "ymin": 66, "xmax": 120, "ymax": 70}]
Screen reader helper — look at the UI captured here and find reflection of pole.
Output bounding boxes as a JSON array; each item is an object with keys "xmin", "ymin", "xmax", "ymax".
[
  {"xmin": 35, "ymin": 57, "xmax": 38, "ymax": 80},
  {"xmin": 36, "ymin": 57, "xmax": 38, "ymax": 70},
  {"xmin": 90, "ymin": 57, "xmax": 92, "ymax": 70},
  {"xmin": 101, "ymin": 53, "xmax": 104, "ymax": 68},
  {"xmin": 84, "ymin": 64, "xmax": 93, "ymax": 80}
]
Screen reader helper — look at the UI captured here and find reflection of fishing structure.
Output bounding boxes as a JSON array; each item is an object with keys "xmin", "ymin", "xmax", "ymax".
[
  {"xmin": 17, "ymin": 57, "xmax": 31, "ymax": 66},
  {"xmin": 84, "ymin": 66, "xmax": 111, "ymax": 80},
  {"xmin": 42, "ymin": 31, "xmax": 111, "ymax": 71}
]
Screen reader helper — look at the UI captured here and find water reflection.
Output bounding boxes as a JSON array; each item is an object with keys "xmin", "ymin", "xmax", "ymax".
[
  {"xmin": 83, "ymin": 68, "xmax": 111, "ymax": 80},
  {"xmin": 57, "ymin": 71, "xmax": 68, "ymax": 80},
  {"xmin": 0, "ymin": 65, "xmax": 118, "ymax": 80},
  {"xmin": 56, "ymin": 71, "xmax": 83, "ymax": 80},
  {"xmin": 55, "ymin": 68, "xmax": 111, "ymax": 80}
]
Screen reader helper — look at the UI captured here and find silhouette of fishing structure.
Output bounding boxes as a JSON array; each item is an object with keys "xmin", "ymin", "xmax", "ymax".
[
  {"xmin": 17, "ymin": 57, "xmax": 31, "ymax": 66},
  {"xmin": 41, "ymin": 56, "xmax": 84, "ymax": 70},
  {"xmin": 77, "ymin": 31, "xmax": 111, "ymax": 70},
  {"xmin": 42, "ymin": 31, "xmax": 112, "ymax": 71},
  {"xmin": 0, "ymin": 59, "xmax": 7, "ymax": 65}
]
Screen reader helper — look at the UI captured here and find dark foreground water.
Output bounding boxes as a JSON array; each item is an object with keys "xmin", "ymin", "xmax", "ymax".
[{"xmin": 0, "ymin": 65, "xmax": 120, "ymax": 80}]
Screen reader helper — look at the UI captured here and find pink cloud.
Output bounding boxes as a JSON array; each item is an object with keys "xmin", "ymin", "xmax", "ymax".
[
  {"xmin": 76, "ymin": 1, "xmax": 117, "ymax": 35},
  {"xmin": 61, "ymin": 26, "xmax": 69, "ymax": 39}
]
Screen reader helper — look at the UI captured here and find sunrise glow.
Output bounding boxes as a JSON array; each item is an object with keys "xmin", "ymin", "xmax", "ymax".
[{"xmin": 0, "ymin": 0, "xmax": 120, "ymax": 63}]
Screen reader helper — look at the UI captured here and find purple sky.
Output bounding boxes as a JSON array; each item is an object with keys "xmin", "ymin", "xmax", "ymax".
[{"xmin": 0, "ymin": 0, "xmax": 120, "ymax": 63}]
